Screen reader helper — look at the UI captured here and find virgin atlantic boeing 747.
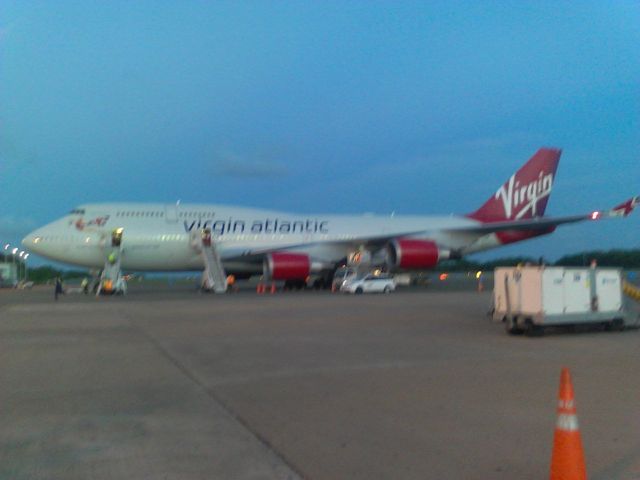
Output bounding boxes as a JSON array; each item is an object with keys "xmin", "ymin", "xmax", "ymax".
[{"xmin": 22, "ymin": 148, "xmax": 638, "ymax": 285}]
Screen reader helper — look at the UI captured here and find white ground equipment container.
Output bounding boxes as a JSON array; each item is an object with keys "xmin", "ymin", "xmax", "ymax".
[{"xmin": 493, "ymin": 266, "xmax": 636, "ymax": 335}]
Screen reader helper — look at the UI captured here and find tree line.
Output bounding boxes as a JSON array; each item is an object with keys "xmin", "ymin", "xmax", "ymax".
[
  {"xmin": 25, "ymin": 266, "xmax": 89, "ymax": 284},
  {"xmin": 434, "ymin": 249, "xmax": 640, "ymax": 271},
  {"xmin": 3, "ymin": 249, "xmax": 639, "ymax": 284}
]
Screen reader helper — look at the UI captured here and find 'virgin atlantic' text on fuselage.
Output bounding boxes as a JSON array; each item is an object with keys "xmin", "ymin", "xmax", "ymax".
[{"xmin": 183, "ymin": 217, "xmax": 330, "ymax": 236}]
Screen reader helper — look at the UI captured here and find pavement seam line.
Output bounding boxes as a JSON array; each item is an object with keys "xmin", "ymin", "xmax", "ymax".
[{"xmin": 117, "ymin": 307, "xmax": 306, "ymax": 480}]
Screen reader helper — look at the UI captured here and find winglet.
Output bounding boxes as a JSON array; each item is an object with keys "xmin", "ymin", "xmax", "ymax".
[
  {"xmin": 610, "ymin": 196, "xmax": 639, "ymax": 217},
  {"xmin": 590, "ymin": 196, "xmax": 639, "ymax": 220}
]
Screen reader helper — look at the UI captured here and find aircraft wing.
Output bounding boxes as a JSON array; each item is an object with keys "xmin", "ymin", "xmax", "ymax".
[
  {"xmin": 447, "ymin": 214, "xmax": 587, "ymax": 234},
  {"xmin": 220, "ymin": 231, "xmax": 427, "ymax": 262},
  {"xmin": 222, "ymin": 196, "xmax": 638, "ymax": 261}
]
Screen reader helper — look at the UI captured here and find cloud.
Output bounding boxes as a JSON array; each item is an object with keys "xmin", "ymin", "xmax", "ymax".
[
  {"xmin": 444, "ymin": 132, "xmax": 545, "ymax": 151},
  {"xmin": 0, "ymin": 131, "xmax": 39, "ymax": 170},
  {"xmin": 0, "ymin": 215, "xmax": 37, "ymax": 239},
  {"xmin": 0, "ymin": 21, "xmax": 14, "ymax": 42},
  {"xmin": 210, "ymin": 150, "xmax": 289, "ymax": 178}
]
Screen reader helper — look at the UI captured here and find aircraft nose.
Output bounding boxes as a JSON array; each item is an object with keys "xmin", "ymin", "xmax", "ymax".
[{"xmin": 22, "ymin": 229, "xmax": 44, "ymax": 253}]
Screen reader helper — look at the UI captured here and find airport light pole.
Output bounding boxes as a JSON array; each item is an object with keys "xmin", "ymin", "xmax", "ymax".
[
  {"xmin": 11, "ymin": 247, "xmax": 18, "ymax": 286},
  {"xmin": 24, "ymin": 253, "xmax": 29, "ymax": 282},
  {"xmin": 19, "ymin": 251, "xmax": 25, "ymax": 282}
]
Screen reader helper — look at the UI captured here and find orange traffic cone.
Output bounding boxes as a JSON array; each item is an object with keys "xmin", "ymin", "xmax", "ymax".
[
  {"xmin": 256, "ymin": 283, "xmax": 263, "ymax": 294},
  {"xmin": 550, "ymin": 367, "xmax": 587, "ymax": 480},
  {"xmin": 270, "ymin": 282, "xmax": 276, "ymax": 294}
]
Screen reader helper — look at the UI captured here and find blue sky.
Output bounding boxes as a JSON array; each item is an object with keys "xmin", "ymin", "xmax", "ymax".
[{"xmin": 1, "ymin": 1, "xmax": 638, "ymax": 264}]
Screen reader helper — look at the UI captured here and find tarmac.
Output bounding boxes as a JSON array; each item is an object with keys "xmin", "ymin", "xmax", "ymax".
[{"xmin": 1, "ymin": 283, "xmax": 640, "ymax": 480}]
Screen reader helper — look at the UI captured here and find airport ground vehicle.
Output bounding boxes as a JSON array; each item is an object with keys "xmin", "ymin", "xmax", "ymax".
[
  {"xmin": 340, "ymin": 273, "xmax": 396, "ymax": 294},
  {"xmin": 331, "ymin": 266, "xmax": 359, "ymax": 291},
  {"xmin": 493, "ymin": 266, "xmax": 638, "ymax": 335}
]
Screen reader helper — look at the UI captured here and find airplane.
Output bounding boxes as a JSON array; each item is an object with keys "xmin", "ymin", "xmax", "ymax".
[{"xmin": 22, "ymin": 148, "xmax": 638, "ymax": 288}]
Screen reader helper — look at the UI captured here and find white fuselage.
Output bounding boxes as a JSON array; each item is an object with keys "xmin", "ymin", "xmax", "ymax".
[{"xmin": 23, "ymin": 202, "xmax": 501, "ymax": 272}]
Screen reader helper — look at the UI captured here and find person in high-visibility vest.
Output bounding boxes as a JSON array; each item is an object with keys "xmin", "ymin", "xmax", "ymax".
[{"xmin": 81, "ymin": 277, "xmax": 89, "ymax": 294}]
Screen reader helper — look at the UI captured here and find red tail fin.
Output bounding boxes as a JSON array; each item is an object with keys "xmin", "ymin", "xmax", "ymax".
[{"xmin": 467, "ymin": 148, "xmax": 561, "ymax": 223}]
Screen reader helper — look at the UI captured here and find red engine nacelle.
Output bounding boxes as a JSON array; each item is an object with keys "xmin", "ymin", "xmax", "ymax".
[
  {"xmin": 387, "ymin": 239, "xmax": 446, "ymax": 269},
  {"xmin": 264, "ymin": 252, "xmax": 311, "ymax": 280}
]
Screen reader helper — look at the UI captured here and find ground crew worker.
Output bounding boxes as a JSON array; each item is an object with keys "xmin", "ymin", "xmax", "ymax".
[
  {"xmin": 54, "ymin": 277, "xmax": 64, "ymax": 301},
  {"xmin": 202, "ymin": 229, "xmax": 212, "ymax": 247},
  {"xmin": 227, "ymin": 274, "xmax": 236, "ymax": 292},
  {"xmin": 81, "ymin": 277, "xmax": 89, "ymax": 294}
]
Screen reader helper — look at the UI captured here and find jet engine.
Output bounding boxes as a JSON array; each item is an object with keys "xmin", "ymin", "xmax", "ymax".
[
  {"xmin": 387, "ymin": 239, "xmax": 449, "ymax": 269},
  {"xmin": 264, "ymin": 252, "xmax": 311, "ymax": 280}
]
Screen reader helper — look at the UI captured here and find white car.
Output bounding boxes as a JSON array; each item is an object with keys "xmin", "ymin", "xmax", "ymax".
[{"xmin": 340, "ymin": 273, "xmax": 396, "ymax": 294}]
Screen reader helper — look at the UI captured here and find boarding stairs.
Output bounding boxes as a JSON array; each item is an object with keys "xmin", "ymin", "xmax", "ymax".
[
  {"xmin": 192, "ymin": 229, "xmax": 227, "ymax": 293},
  {"xmin": 98, "ymin": 228, "xmax": 126, "ymax": 295},
  {"xmin": 622, "ymin": 280, "xmax": 640, "ymax": 328},
  {"xmin": 623, "ymin": 280, "xmax": 640, "ymax": 302}
]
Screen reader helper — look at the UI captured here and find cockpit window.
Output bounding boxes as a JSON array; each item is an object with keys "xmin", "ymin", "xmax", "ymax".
[{"xmin": 69, "ymin": 208, "xmax": 86, "ymax": 215}]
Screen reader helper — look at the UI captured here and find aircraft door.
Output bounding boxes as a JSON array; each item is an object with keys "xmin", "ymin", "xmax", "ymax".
[
  {"xmin": 165, "ymin": 203, "xmax": 178, "ymax": 223},
  {"xmin": 111, "ymin": 228, "xmax": 123, "ymax": 247}
]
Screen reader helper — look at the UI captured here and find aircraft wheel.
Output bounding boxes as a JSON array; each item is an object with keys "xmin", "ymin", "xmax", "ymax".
[
  {"xmin": 605, "ymin": 318, "xmax": 625, "ymax": 332},
  {"xmin": 524, "ymin": 319, "xmax": 543, "ymax": 337},
  {"xmin": 505, "ymin": 316, "xmax": 523, "ymax": 335}
]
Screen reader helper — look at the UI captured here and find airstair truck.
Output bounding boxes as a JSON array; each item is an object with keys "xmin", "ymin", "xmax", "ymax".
[{"xmin": 493, "ymin": 266, "xmax": 637, "ymax": 335}]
